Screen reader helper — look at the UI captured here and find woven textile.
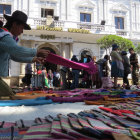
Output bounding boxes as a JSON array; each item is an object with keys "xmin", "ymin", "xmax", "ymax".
[
  {"xmin": 0, "ymin": 121, "xmax": 16, "ymax": 128},
  {"xmin": 45, "ymin": 115, "xmax": 54, "ymax": 123},
  {"xmin": 51, "ymin": 120, "xmax": 76, "ymax": 139},
  {"xmin": 87, "ymin": 110, "xmax": 110, "ymax": 119},
  {"xmin": 77, "ymin": 117, "xmax": 105, "ymax": 138},
  {"xmin": 136, "ymin": 113, "xmax": 140, "ymax": 117},
  {"xmin": 59, "ymin": 115, "xmax": 93, "ymax": 140},
  {"xmin": 68, "ymin": 117, "xmax": 83, "ymax": 130},
  {"xmin": 67, "ymin": 113, "xmax": 79, "ymax": 118},
  {"xmin": 87, "ymin": 117, "xmax": 131, "ymax": 135},
  {"xmin": 92, "ymin": 108, "xmax": 115, "ymax": 118},
  {"xmin": 34, "ymin": 117, "xmax": 48, "ymax": 124},
  {"xmin": 98, "ymin": 117, "xmax": 125, "ymax": 130},
  {"xmin": 0, "ymin": 126, "xmax": 20, "ymax": 140},
  {"xmin": 123, "ymin": 114, "xmax": 140, "ymax": 122},
  {"xmin": 110, "ymin": 102, "xmax": 140, "ymax": 112},
  {"xmin": 23, "ymin": 123, "xmax": 54, "ymax": 140},
  {"xmin": 99, "ymin": 107, "xmax": 134, "ymax": 116},
  {"xmin": 112, "ymin": 116, "xmax": 140, "ymax": 129},
  {"xmin": 46, "ymin": 53, "xmax": 97, "ymax": 74},
  {"xmin": 47, "ymin": 95, "xmax": 102, "ymax": 103},
  {"xmin": 16, "ymin": 119, "xmax": 36, "ymax": 129},
  {"xmin": 78, "ymin": 111, "xmax": 96, "ymax": 119},
  {"xmin": 0, "ymin": 97, "xmax": 53, "ymax": 106}
]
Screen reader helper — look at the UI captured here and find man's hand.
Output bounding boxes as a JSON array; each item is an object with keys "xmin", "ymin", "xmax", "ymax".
[
  {"xmin": 37, "ymin": 49, "xmax": 50, "ymax": 58},
  {"xmin": 32, "ymin": 57, "xmax": 46, "ymax": 63}
]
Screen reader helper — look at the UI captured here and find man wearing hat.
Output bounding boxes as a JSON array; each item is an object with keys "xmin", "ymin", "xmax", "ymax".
[
  {"xmin": 110, "ymin": 44, "xmax": 124, "ymax": 88},
  {"xmin": 0, "ymin": 10, "xmax": 50, "ymax": 99}
]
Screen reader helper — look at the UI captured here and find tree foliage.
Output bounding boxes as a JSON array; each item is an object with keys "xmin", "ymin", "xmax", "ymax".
[
  {"xmin": 135, "ymin": 43, "xmax": 140, "ymax": 54},
  {"xmin": 97, "ymin": 35, "xmax": 135, "ymax": 53}
]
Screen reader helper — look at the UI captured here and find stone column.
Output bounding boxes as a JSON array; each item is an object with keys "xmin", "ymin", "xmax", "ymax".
[
  {"xmin": 61, "ymin": 43, "xmax": 65, "ymax": 58},
  {"xmin": 69, "ymin": 43, "xmax": 73, "ymax": 59},
  {"xmin": 20, "ymin": 63, "xmax": 25, "ymax": 76}
]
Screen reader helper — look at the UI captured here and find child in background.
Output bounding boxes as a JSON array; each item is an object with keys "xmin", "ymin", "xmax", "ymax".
[{"xmin": 47, "ymin": 69, "xmax": 53, "ymax": 88}]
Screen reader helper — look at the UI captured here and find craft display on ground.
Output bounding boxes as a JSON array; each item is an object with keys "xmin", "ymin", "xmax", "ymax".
[{"xmin": 0, "ymin": 88, "xmax": 140, "ymax": 139}]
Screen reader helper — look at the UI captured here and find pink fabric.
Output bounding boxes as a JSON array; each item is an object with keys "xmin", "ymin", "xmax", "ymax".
[
  {"xmin": 54, "ymin": 89, "xmax": 103, "ymax": 96},
  {"xmin": 46, "ymin": 53, "xmax": 97, "ymax": 74}
]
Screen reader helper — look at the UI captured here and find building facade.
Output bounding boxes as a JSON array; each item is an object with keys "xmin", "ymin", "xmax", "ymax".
[{"xmin": 0, "ymin": 0, "xmax": 140, "ymax": 85}]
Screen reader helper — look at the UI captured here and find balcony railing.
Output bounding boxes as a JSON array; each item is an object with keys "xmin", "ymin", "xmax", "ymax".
[
  {"xmin": 29, "ymin": 17, "xmax": 115, "ymax": 34},
  {"xmin": 116, "ymin": 29, "xmax": 128, "ymax": 36},
  {"xmin": 77, "ymin": 22, "xmax": 105, "ymax": 31}
]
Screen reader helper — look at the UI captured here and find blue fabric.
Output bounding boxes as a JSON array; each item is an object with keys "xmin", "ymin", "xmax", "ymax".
[
  {"xmin": 0, "ymin": 29, "xmax": 37, "ymax": 77},
  {"xmin": 120, "ymin": 94, "xmax": 137, "ymax": 98},
  {"xmin": 0, "ymin": 97, "xmax": 53, "ymax": 106},
  {"xmin": 137, "ymin": 100, "xmax": 140, "ymax": 103},
  {"xmin": 111, "ymin": 61, "xmax": 124, "ymax": 77}
]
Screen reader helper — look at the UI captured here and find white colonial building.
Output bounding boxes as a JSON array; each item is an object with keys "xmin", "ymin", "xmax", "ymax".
[{"xmin": 0, "ymin": 0, "xmax": 140, "ymax": 85}]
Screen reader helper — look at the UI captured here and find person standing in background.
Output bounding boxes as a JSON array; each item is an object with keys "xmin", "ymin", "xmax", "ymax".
[
  {"xmin": 110, "ymin": 44, "xmax": 124, "ymax": 88},
  {"xmin": 129, "ymin": 48, "xmax": 139, "ymax": 85},
  {"xmin": 121, "ymin": 51, "xmax": 131, "ymax": 89},
  {"xmin": 25, "ymin": 63, "xmax": 32, "ymax": 88},
  {"xmin": 60, "ymin": 66, "xmax": 69, "ymax": 90},
  {"xmin": 47, "ymin": 69, "xmax": 53, "ymax": 88},
  {"xmin": 70, "ymin": 55, "xmax": 80, "ymax": 89}
]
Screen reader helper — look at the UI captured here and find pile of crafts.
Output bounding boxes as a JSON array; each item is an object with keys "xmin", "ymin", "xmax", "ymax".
[{"xmin": 0, "ymin": 88, "xmax": 140, "ymax": 139}]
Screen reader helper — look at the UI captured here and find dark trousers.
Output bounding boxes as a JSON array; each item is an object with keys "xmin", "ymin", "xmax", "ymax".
[
  {"xmin": 25, "ymin": 74, "xmax": 32, "ymax": 86},
  {"xmin": 123, "ymin": 73, "xmax": 129, "ymax": 86},
  {"xmin": 61, "ymin": 70, "xmax": 69, "ymax": 90},
  {"xmin": 132, "ymin": 67, "xmax": 139, "ymax": 85},
  {"xmin": 70, "ymin": 70, "xmax": 79, "ymax": 89}
]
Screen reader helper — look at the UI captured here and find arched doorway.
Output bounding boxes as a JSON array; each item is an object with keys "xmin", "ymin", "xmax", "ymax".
[
  {"xmin": 41, "ymin": 47, "xmax": 57, "ymax": 72},
  {"xmin": 80, "ymin": 50, "xmax": 92, "ymax": 62}
]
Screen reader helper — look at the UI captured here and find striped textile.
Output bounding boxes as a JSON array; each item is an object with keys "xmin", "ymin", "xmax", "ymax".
[
  {"xmin": 16, "ymin": 119, "xmax": 37, "ymax": 129},
  {"xmin": 112, "ymin": 116, "xmax": 140, "ymax": 129},
  {"xmin": 23, "ymin": 123, "xmax": 54, "ymax": 140},
  {"xmin": 77, "ymin": 117, "xmax": 104, "ymax": 139},
  {"xmin": 78, "ymin": 111, "xmax": 96, "ymax": 119},
  {"xmin": 91, "ymin": 109, "xmax": 115, "ymax": 118},
  {"xmin": 45, "ymin": 115, "xmax": 54, "ymax": 123},
  {"xmin": 87, "ymin": 117, "xmax": 131, "ymax": 136},
  {"xmin": 34, "ymin": 117, "xmax": 48, "ymax": 124},
  {"xmin": 68, "ymin": 117, "xmax": 83, "ymax": 130},
  {"xmin": 0, "ymin": 126, "xmax": 20, "ymax": 140},
  {"xmin": 51, "ymin": 120, "xmax": 76, "ymax": 139},
  {"xmin": 0, "ymin": 121, "xmax": 16, "ymax": 128},
  {"xmin": 97, "ymin": 117, "xmax": 125, "ymax": 130},
  {"xmin": 59, "ymin": 115, "xmax": 93, "ymax": 140},
  {"xmin": 123, "ymin": 114, "xmax": 140, "ymax": 122}
]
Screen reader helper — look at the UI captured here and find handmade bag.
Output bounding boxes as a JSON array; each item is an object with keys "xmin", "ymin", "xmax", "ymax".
[{"xmin": 101, "ymin": 77, "xmax": 113, "ymax": 88}]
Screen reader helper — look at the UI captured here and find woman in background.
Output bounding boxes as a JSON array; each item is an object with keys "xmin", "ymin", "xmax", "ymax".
[{"xmin": 110, "ymin": 44, "xmax": 124, "ymax": 88}]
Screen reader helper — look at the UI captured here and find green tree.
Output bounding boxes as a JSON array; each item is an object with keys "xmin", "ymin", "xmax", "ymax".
[
  {"xmin": 135, "ymin": 43, "xmax": 140, "ymax": 54},
  {"xmin": 97, "ymin": 35, "xmax": 135, "ymax": 53}
]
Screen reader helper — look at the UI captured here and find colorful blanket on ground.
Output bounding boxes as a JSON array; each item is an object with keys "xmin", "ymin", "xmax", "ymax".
[{"xmin": 0, "ymin": 97, "xmax": 53, "ymax": 106}]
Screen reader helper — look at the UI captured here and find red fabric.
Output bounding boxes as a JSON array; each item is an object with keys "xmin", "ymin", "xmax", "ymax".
[
  {"xmin": 99, "ymin": 107, "xmax": 134, "ymax": 116},
  {"xmin": 46, "ymin": 53, "xmax": 97, "ymax": 74},
  {"xmin": 37, "ymin": 70, "xmax": 42, "ymax": 74}
]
